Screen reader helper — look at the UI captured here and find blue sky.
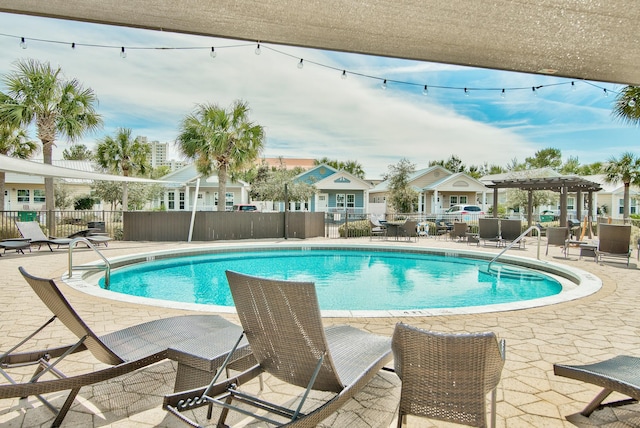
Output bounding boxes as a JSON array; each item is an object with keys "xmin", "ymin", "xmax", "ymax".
[{"xmin": 0, "ymin": 12, "xmax": 635, "ymax": 178}]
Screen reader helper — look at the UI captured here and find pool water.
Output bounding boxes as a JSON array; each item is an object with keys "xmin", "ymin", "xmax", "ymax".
[{"xmin": 101, "ymin": 249, "xmax": 562, "ymax": 311}]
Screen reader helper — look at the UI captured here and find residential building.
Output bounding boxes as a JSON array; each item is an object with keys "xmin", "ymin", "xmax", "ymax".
[{"xmin": 369, "ymin": 165, "xmax": 489, "ymax": 216}]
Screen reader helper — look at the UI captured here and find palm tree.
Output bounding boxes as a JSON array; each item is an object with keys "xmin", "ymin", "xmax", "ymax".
[
  {"xmin": 604, "ymin": 152, "xmax": 640, "ymax": 222},
  {"xmin": 0, "ymin": 124, "xmax": 38, "ymax": 209},
  {"xmin": 95, "ymin": 128, "xmax": 150, "ymax": 211},
  {"xmin": 0, "ymin": 59, "xmax": 101, "ymax": 230},
  {"xmin": 613, "ymin": 86, "xmax": 640, "ymax": 125},
  {"xmin": 177, "ymin": 100, "xmax": 265, "ymax": 211}
]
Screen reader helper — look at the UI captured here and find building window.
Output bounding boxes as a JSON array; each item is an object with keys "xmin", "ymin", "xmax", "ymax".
[
  {"xmin": 619, "ymin": 198, "xmax": 638, "ymax": 215},
  {"xmin": 17, "ymin": 189, "xmax": 29, "ymax": 203},
  {"xmin": 168, "ymin": 192, "xmax": 175, "ymax": 210},
  {"xmin": 214, "ymin": 192, "xmax": 218, "ymax": 207},
  {"xmin": 567, "ymin": 197, "xmax": 575, "ymax": 210},
  {"xmin": 33, "ymin": 189, "xmax": 45, "ymax": 203},
  {"xmin": 459, "ymin": 195, "xmax": 468, "ymax": 204},
  {"xmin": 449, "ymin": 195, "xmax": 458, "ymax": 205},
  {"xmin": 226, "ymin": 192, "xmax": 234, "ymax": 210},
  {"xmin": 336, "ymin": 194, "xmax": 345, "ymax": 209},
  {"xmin": 346, "ymin": 194, "xmax": 355, "ymax": 208},
  {"xmin": 179, "ymin": 192, "xmax": 185, "ymax": 210}
]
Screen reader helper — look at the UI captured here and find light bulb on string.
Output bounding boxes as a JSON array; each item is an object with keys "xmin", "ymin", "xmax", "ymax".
[
  {"xmin": 571, "ymin": 81, "xmax": 576, "ymax": 91},
  {"xmin": 71, "ymin": 42, "xmax": 76, "ymax": 49},
  {"xmin": 422, "ymin": 85, "xmax": 428, "ymax": 96},
  {"xmin": 255, "ymin": 43, "xmax": 261, "ymax": 55},
  {"xmin": 532, "ymin": 86, "xmax": 537, "ymax": 96},
  {"xmin": 603, "ymin": 88, "xmax": 608, "ymax": 97},
  {"xmin": 120, "ymin": 47, "xmax": 126, "ymax": 58},
  {"xmin": 501, "ymin": 89, "xmax": 505, "ymax": 98},
  {"xmin": 464, "ymin": 88, "xmax": 469, "ymax": 96},
  {"xmin": 381, "ymin": 79, "xmax": 387, "ymax": 90},
  {"xmin": 210, "ymin": 47, "xmax": 216, "ymax": 58},
  {"xmin": 297, "ymin": 59, "xmax": 304, "ymax": 69},
  {"xmin": 629, "ymin": 98, "xmax": 637, "ymax": 108},
  {"xmin": 19, "ymin": 37, "xmax": 27, "ymax": 49},
  {"xmin": 341, "ymin": 70, "xmax": 347, "ymax": 80}
]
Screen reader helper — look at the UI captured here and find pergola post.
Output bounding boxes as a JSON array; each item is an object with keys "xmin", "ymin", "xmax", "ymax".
[
  {"xmin": 560, "ymin": 185, "xmax": 568, "ymax": 227},
  {"xmin": 492, "ymin": 187, "xmax": 499, "ymax": 218},
  {"xmin": 527, "ymin": 189, "xmax": 533, "ymax": 229},
  {"xmin": 576, "ymin": 190, "xmax": 582, "ymax": 223},
  {"xmin": 587, "ymin": 191, "xmax": 594, "ymax": 238}
]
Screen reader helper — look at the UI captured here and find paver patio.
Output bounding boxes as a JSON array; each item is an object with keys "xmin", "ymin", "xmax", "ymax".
[{"xmin": 2, "ymin": 236, "xmax": 640, "ymax": 427}]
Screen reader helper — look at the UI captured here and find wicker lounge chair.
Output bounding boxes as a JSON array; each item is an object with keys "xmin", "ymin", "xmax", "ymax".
[
  {"xmin": 15, "ymin": 221, "xmax": 73, "ymax": 251},
  {"xmin": 596, "ymin": 223, "xmax": 632, "ymax": 266},
  {"xmin": 392, "ymin": 322, "xmax": 505, "ymax": 428},
  {"xmin": 477, "ymin": 218, "xmax": 501, "ymax": 246},
  {"xmin": 499, "ymin": 219, "xmax": 524, "ymax": 248},
  {"xmin": 545, "ymin": 226, "xmax": 569, "ymax": 257},
  {"xmin": 554, "ymin": 355, "xmax": 640, "ymax": 417},
  {"xmin": 451, "ymin": 221, "xmax": 468, "ymax": 241},
  {"xmin": 164, "ymin": 270, "xmax": 393, "ymax": 427},
  {"xmin": 67, "ymin": 228, "xmax": 113, "ymax": 247},
  {"xmin": 0, "ymin": 267, "xmax": 251, "ymax": 427},
  {"xmin": 369, "ymin": 215, "xmax": 387, "ymax": 240}
]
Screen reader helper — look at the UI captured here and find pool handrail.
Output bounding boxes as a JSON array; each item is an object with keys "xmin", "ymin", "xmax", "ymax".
[
  {"xmin": 488, "ymin": 225, "xmax": 541, "ymax": 272},
  {"xmin": 67, "ymin": 237, "xmax": 111, "ymax": 288}
]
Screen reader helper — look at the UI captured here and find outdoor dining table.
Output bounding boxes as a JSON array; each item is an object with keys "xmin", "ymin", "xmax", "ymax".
[{"xmin": 383, "ymin": 220, "xmax": 406, "ymax": 240}]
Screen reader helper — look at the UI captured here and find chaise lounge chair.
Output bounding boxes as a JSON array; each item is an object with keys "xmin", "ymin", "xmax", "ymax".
[
  {"xmin": 500, "ymin": 219, "xmax": 524, "ymax": 248},
  {"xmin": 595, "ymin": 223, "xmax": 632, "ymax": 267},
  {"xmin": 0, "ymin": 267, "xmax": 252, "ymax": 427},
  {"xmin": 554, "ymin": 355, "xmax": 640, "ymax": 417},
  {"xmin": 15, "ymin": 221, "xmax": 73, "ymax": 251},
  {"xmin": 477, "ymin": 218, "xmax": 501, "ymax": 247},
  {"xmin": 392, "ymin": 322, "xmax": 505, "ymax": 428},
  {"xmin": 164, "ymin": 270, "xmax": 393, "ymax": 427}
]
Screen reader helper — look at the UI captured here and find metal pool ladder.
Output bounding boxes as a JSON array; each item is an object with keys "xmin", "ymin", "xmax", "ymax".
[
  {"xmin": 487, "ymin": 225, "xmax": 541, "ymax": 274},
  {"xmin": 67, "ymin": 237, "xmax": 111, "ymax": 288}
]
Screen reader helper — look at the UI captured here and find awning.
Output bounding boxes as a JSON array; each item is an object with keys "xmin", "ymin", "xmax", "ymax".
[{"xmin": 0, "ymin": 154, "xmax": 169, "ymax": 183}]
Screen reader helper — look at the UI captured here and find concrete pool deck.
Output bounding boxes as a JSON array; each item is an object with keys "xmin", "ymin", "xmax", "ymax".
[{"xmin": 1, "ymin": 236, "xmax": 640, "ymax": 427}]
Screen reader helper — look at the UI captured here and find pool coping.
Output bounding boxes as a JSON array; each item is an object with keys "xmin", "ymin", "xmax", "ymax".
[{"xmin": 62, "ymin": 242, "xmax": 602, "ymax": 318}]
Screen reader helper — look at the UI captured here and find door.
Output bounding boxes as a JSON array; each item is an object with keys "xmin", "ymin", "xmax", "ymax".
[{"xmin": 317, "ymin": 193, "xmax": 328, "ymax": 212}]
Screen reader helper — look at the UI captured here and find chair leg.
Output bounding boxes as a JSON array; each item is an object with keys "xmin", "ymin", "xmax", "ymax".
[
  {"xmin": 582, "ymin": 388, "xmax": 613, "ymax": 416},
  {"xmin": 52, "ymin": 387, "xmax": 81, "ymax": 427}
]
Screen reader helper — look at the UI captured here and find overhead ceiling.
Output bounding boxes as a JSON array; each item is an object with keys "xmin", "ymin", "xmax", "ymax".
[{"xmin": 1, "ymin": 1, "xmax": 639, "ymax": 85}]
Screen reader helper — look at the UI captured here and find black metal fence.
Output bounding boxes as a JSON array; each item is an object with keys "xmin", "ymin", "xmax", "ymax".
[{"xmin": 0, "ymin": 210, "xmax": 121, "ymax": 240}]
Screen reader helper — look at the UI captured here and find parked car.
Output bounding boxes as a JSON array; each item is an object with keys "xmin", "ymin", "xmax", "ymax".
[
  {"xmin": 233, "ymin": 204, "xmax": 259, "ymax": 212},
  {"xmin": 445, "ymin": 204, "xmax": 484, "ymax": 215}
]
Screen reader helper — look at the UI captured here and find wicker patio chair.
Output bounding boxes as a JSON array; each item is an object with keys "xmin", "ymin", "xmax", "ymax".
[
  {"xmin": 391, "ymin": 322, "xmax": 506, "ymax": 428},
  {"xmin": 399, "ymin": 219, "xmax": 419, "ymax": 242},
  {"xmin": 596, "ymin": 223, "xmax": 632, "ymax": 266},
  {"xmin": 554, "ymin": 355, "xmax": 640, "ymax": 417},
  {"xmin": 451, "ymin": 221, "xmax": 468, "ymax": 241},
  {"xmin": 0, "ymin": 267, "xmax": 251, "ymax": 427},
  {"xmin": 164, "ymin": 270, "xmax": 393, "ymax": 427},
  {"xmin": 545, "ymin": 226, "xmax": 569, "ymax": 257}
]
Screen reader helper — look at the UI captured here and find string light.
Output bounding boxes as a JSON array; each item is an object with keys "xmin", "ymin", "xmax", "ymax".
[
  {"xmin": 1, "ymin": 32, "xmax": 619, "ymax": 98},
  {"xmin": 381, "ymin": 79, "xmax": 387, "ymax": 90},
  {"xmin": 629, "ymin": 98, "xmax": 637, "ymax": 108}
]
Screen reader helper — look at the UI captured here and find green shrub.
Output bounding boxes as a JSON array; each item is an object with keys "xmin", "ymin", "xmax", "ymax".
[{"xmin": 338, "ymin": 220, "xmax": 370, "ymax": 237}]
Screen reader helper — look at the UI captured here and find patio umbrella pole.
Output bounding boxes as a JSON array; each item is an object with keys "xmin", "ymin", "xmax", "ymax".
[{"xmin": 188, "ymin": 178, "xmax": 200, "ymax": 242}]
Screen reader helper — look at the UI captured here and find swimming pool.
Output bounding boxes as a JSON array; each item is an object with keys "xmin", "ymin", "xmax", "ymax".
[{"xmin": 68, "ymin": 243, "xmax": 601, "ymax": 317}]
